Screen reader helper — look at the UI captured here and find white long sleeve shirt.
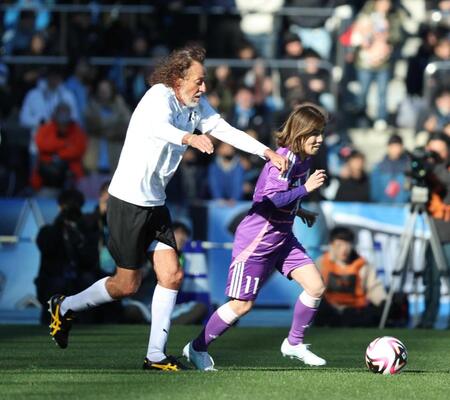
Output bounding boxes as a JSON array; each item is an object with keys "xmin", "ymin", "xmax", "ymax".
[{"xmin": 108, "ymin": 84, "xmax": 268, "ymax": 206}]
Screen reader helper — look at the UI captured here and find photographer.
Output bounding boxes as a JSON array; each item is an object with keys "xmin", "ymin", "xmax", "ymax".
[
  {"xmin": 35, "ymin": 189, "xmax": 102, "ymax": 323},
  {"xmin": 418, "ymin": 133, "xmax": 450, "ymax": 329}
]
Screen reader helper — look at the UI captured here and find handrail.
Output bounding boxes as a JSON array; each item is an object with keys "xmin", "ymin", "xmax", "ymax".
[
  {"xmin": 0, "ymin": 55, "xmax": 334, "ymax": 70},
  {"xmin": 0, "ymin": 4, "xmax": 335, "ymax": 17},
  {"xmin": 1, "ymin": 54, "xmax": 338, "ymax": 110}
]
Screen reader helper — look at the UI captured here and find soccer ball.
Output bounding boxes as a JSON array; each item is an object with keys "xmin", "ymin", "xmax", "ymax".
[{"xmin": 365, "ymin": 336, "xmax": 408, "ymax": 375}]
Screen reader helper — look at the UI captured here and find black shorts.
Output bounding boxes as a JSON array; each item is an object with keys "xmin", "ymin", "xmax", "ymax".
[{"xmin": 106, "ymin": 195, "xmax": 177, "ymax": 269}]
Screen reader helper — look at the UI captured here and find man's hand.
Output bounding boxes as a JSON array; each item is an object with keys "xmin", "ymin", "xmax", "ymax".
[
  {"xmin": 296, "ymin": 208, "xmax": 319, "ymax": 227},
  {"xmin": 265, "ymin": 149, "xmax": 288, "ymax": 173},
  {"xmin": 183, "ymin": 133, "xmax": 214, "ymax": 154},
  {"xmin": 305, "ymin": 169, "xmax": 326, "ymax": 193}
]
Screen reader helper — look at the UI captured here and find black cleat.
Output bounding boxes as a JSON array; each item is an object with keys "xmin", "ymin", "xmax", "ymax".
[
  {"xmin": 48, "ymin": 295, "xmax": 74, "ymax": 349},
  {"xmin": 143, "ymin": 356, "xmax": 188, "ymax": 371}
]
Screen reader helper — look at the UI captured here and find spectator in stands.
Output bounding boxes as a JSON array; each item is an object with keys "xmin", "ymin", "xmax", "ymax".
[
  {"xmin": 233, "ymin": 41, "xmax": 259, "ymax": 86},
  {"xmin": 262, "ymin": 75, "xmax": 284, "ymax": 115},
  {"xmin": 20, "ymin": 67, "xmax": 80, "ymax": 159},
  {"xmin": 209, "ymin": 65, "xmax": 235, "ymax": 115},
  {"xmin": 84, "ymin": 79, "xmax": 131, "ymax": 174},
  {"xmin": 286, "ymin": 0, "xmax": 335, "ymax": 60},
  {"xmin": 65, "ymin": 58, "xmax": 93, "ymax": 128},
  {"xmin": 240, "ymin": 153, "xmax": 262, "ymax": 200},
  {"xmin": 425, "ymin": 30, "xmax": 450, "ymax": 97},
  {"xmin": 281, "ymin": 31, "xmax": 306, "ymax": 61},
  {"xmin": 370, "ymin": 134, "xmax": 410, "ymax": 203},
  {"xmin": 3, "ymin": 10, "xmax": 36, "ymax": 55},
  {"xmin": 315, "ymin": 226, "xmax": 387, "ymax": 327},
  {"xmin": 31, "ymin": 102, "xmax": 87, "ymax": 195},
  {"xmin": 334, "ymin": 149, "xmax": 370, "ymax": 202},
  {"xmin": 235, "ymin": 0, "xmax": 284, "ymax": 59},
  {"xmin": 123, "ymin": 35, "xmax": 153, "ymax": 107},
  {"xmin": 406, "ymin": 25, "xmax": 442, "ymax": 97},
  {"xmin": 208, "ymin": 142, "xmax": 245, "ymax": 202},
  {"xmin": 34, "ymin": 189, "xmax": 102, "ymax": 324},
  {"xmin": 227, "ymin": 86, "xmax": 272, "ymax": 145},
  {"xmin": 299, "ymin": 49, "xmax": 334, "ymax": 112},
  {"xmin": 416, "ymin": 87, "xmax": 450, "ymax": 138},
  {"xmin": 12, "ymin": 29, "xmax": 60, "ymax": 112},
  {"xmin": 430, "ymin": 29, "xmax": 450, "ymax": 65},
  {"xmin": 426, "ymin": 0, "xmax": 450, "ymax": 12},
  {"xmin": 3, "ymin": 0, "xmax": 51, "ymax": 32},
  {"xmin": 445, "ymin": 121, "xmax": 450, "ymax": 139},
  {"xmin": 350, "ymin": 0, "xmax": 404, "ymax": 130},
  {"xmin": 280, "ymin": 32, "xmax": 307, "ymax": 99}
]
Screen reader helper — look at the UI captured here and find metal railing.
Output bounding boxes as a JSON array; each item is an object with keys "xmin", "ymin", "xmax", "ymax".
[
  {"xmin": 0, "ymin": 4, "xmax": 335, "ymax": 17},
  {"xmin": 1, "ymin": 55, "xmax": 338, "ymax": 108}
]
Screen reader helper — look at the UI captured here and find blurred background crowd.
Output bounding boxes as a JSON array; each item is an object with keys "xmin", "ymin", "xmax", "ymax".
[
  {"xmin": 0, "ymin": 0, "xmax": 449, "ymax": 203},
  {"xmin": 0, "ymin": 0, "xmax": 449, "ymax": 328}
]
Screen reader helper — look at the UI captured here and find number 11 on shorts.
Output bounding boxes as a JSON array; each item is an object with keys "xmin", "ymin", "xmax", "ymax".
[{"xmin": 244, "ymin": 276, "xmax": 259, "ymax": 295}]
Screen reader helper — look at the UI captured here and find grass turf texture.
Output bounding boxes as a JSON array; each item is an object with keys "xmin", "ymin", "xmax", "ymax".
[{"xmin": 0, "ymin": 325, "xmax": 449, "ymax": 400}]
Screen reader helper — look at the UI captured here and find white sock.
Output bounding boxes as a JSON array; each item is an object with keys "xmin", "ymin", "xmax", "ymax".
[
  {"xmin": 60, "ymin": 277, "xmax": 114, "ymax": 315},
  {"xmin": 217, "ymin": 302, "xmax": 239, "ymax": 325},
  {"xmin": 146, "ymin": 284, "xmax": 178, "ymax": 362},
  {"xmin": 299, "ymin": 291, "xmax": 321, "ymax": 308}
]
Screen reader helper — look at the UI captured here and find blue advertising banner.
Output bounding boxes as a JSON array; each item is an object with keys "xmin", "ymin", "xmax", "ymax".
[{"xmin": 0, "ymin": 198, "xmax": 443, "ymax": 326}]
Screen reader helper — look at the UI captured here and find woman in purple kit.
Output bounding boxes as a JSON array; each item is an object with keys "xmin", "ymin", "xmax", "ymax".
[{"xmin": 184, "ymin": 103, "xmax": 328, "ymax": 371}]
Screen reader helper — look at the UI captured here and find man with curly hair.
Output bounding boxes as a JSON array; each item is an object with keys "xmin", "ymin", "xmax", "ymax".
[{"xmin": 47, "ymin": 44, "xmax": 288, "ymax": 371}]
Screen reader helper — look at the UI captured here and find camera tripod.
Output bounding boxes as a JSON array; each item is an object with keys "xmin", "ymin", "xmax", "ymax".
[{"xmin": 379, "ymin": 187, "xmax": 449, "ymax": 329}]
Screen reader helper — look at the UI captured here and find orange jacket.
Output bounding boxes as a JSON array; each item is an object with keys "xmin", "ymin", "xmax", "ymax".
[
  {"xmin": 31, "ymin": 121, "xmax": 88, "ymax": 189},
  {"xmin": 428, "ymin": 192, "xmax": 450, "ymax": 222},
  {"xmin": 320, "ymin": 252, "xmax": 367, "ymax": 309}
]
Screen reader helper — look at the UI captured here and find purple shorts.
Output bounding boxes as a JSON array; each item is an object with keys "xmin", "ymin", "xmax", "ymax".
[{"xmin": 225, "ymin": 235, "xmax": 313, "ymax": 301}]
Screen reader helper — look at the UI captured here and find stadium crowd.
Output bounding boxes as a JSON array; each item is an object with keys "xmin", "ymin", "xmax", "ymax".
[
  {"xmin": 0, "ymin": 1, "xmax": 449, "ymax": 329},
  {"xmin": 0, "ymin": 0, "xmax": 449, "ymax": 203}
]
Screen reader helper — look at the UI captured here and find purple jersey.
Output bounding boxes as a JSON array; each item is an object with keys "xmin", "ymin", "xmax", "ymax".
[
  {"xmin": 232, "ymin": 147, "xmax": 311, "ymax": 261},
  {"xmin": 225, "ymin": 147, "xmax": 313, "ymax": 300}
]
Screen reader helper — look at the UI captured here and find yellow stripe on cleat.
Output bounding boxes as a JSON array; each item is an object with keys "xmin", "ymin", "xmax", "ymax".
[
  {"xmin": 150, "ymin": 363, "xmax": 180, "ymax": 371},
  {"xmin": 49, "ymin": 303, "xmax": 62, "ymax": 337}
]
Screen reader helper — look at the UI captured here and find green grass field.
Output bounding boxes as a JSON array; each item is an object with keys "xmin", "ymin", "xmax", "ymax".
[{"xmin": 0, "ymin": 325, "xmax": 449, "ymax": 400}]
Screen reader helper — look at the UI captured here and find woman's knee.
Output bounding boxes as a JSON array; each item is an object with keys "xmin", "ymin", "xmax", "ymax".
[
  {"xmin": 306, "ymin": 280, "xmax": 326, "ymax": 298},
  {"xmin": 302, "ymin": 274, "xmax": 326, "ymax": 298},
  {"xmin": 230, "ymin": 299, "xmax": 254, "ymax": 316}
]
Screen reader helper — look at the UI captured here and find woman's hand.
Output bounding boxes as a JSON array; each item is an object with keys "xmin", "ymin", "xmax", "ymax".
[{"xmin": 304, "ymin": 169, "xmax": 326, "ymax": 193}]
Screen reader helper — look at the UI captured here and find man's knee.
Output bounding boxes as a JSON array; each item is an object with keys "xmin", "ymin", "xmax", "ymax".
[
  {"xmin": 118, "ymin": 281, "xmax": 141, "ymax": 297},
  {"xmin": 108, "ymin": 270, "xmax": 142, "ymax": 298},
  {"xmin": 158, "ymin": 267, "xmax": 184, "ymax": 289}
]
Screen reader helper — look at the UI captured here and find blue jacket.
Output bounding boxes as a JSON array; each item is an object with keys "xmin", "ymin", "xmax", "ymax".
[
  {"xmin": 208, "ymin": 156, "xmax": 244, "ymax": 201},
  {"xmin": 370, "ymin": 154, "xmax": 410, "ymax": 203}
]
